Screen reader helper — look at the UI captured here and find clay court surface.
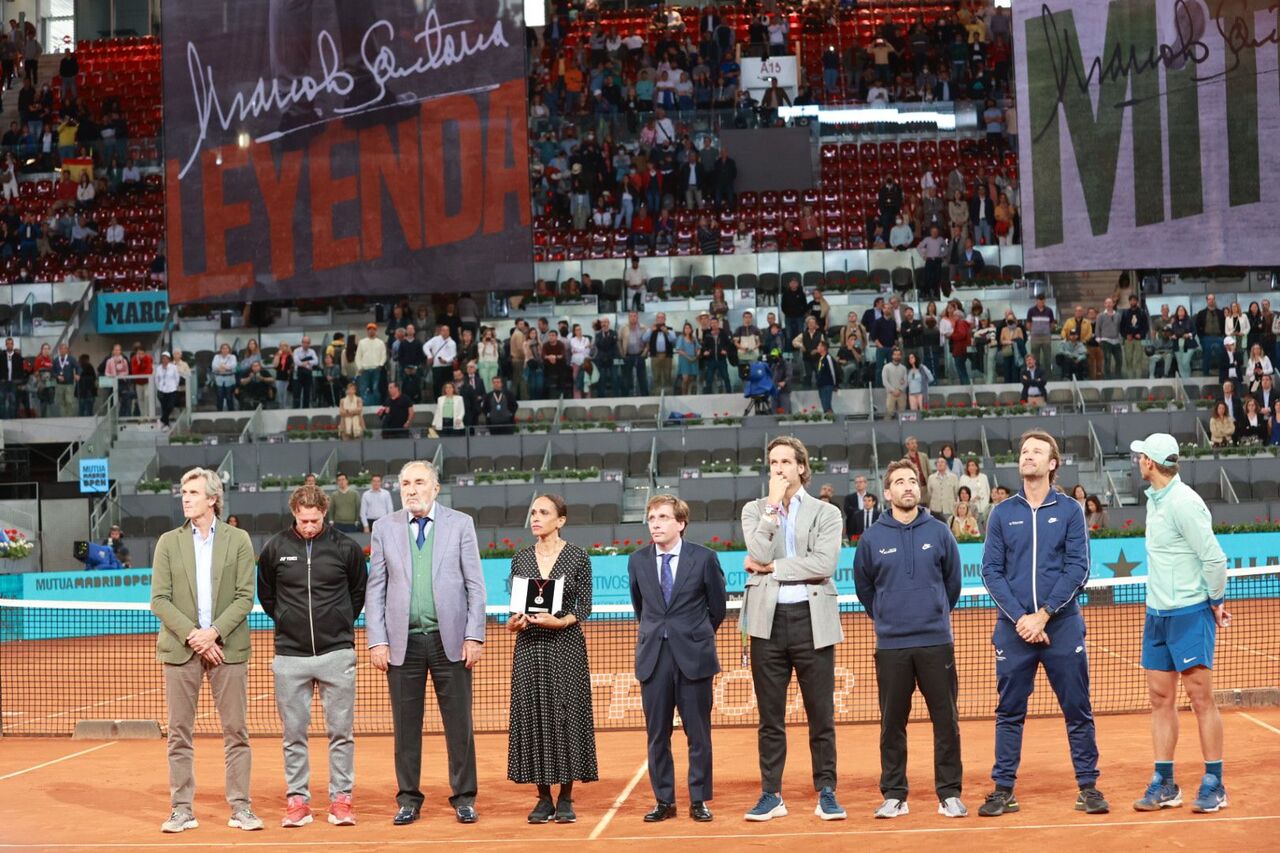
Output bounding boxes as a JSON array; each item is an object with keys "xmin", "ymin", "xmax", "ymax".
[{"xmin": 1, "ymin": 709, "xmax": 1279, "ymax": 851}]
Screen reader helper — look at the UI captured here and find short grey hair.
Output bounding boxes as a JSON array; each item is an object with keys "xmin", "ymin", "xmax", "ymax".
[
  {"xmin": 398, "ymin": 459, "xmax": 440, "ymax": 487},
  {"xmin": 181, "ymin": 467, "xmax": 224, "ymax": 517}
]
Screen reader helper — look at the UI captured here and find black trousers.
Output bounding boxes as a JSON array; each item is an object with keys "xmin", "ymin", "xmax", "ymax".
[
  {"xmin": 158, "ymin": 390, "xmax": 177, "ymax": 425},
  {"xmin": 387, "ymin": 631, "xmax": 477, "ymax": 809},
  {"xmin": 640, "ymin": 640, "xmax": 714, "ymax": 803},
  {"xmin": 874, "ymin": 643, "xmax": 962, "ymax": 801},
  {"xmin": 751, "ymin": 603, "xmax": 836, "ymax": 792}
]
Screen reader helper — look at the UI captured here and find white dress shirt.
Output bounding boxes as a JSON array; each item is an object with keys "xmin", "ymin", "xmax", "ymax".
[
  {"xmin": 360, "ymin": 487, "xmax": 395, "ymax": 529},
  {"xmin": 776, "ymin": 492, "xmax": 807, "ymax": 604},
  {"xmin": 424, "ymin": 335, "xmax": 457, "ymax": 367},
  {"xmin": 192, "ymin": 519, "xmax": 216, "ymax": 629}
]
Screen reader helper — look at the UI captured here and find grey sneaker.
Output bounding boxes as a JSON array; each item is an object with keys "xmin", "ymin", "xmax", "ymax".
[
  {"xmin": 160, "ymin": 810, "xmax": 198, "ymax": 833},
  {"xmin": 938, "ymin": 797, "xmax": 968, "ymax": 818},
  {"xmin": 874, "ymin": 798, "xmax": 909, "ymax": 819},
  {"xmin": 228, "ymin": 809, "xmax": 265, "ymax": 831}
]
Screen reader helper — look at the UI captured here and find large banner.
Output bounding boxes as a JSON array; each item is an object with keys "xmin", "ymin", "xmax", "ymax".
[
  {"xmin": 1013, "ymin": 0, "xmax": 1280, "ymax": 270},
  {"xmin": 162, "ymin": 0, "xmax": 531, "ymax": 304}
]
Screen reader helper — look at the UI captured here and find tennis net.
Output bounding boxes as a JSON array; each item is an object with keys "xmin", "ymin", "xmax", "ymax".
[{"xmin": 1, "ymin": 567, "xmax": 1276, "ymax": 736}]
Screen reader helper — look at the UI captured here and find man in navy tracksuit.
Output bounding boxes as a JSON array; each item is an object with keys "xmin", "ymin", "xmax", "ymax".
[
  {"xmin": 854, "ymin": 459, "xmax": 966, "ymax": 820},
  {"xmin": 979, "ymin": 430, "xmax": 1109, "ymax": 816}
]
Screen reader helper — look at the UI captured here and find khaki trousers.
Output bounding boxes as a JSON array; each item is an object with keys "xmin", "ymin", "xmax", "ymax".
[{"xmin": 164, "ymin": 656, "xmax": 252, "ymax": 813}]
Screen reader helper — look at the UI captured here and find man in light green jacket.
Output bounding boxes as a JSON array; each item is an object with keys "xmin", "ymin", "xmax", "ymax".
[
  {"xmin": 1128, "ymin": 434, "xmax": 1229, "ymax": 816},
  {"xmin": 150, "ymin": 467, "xmax": 261, "ymax": 834}
]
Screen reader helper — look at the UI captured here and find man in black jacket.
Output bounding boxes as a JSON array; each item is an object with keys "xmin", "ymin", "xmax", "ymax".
[
  {"xmin": 713, "ymin": 148, "xmax": 737, "ymax": 210},
  {"xmin": 482, "ymin": 376, "xmax": 517, "ymax": 434},
  {"xmin": 258, "ymin": 486, "xmax": 368, "ymax": 828},
  {"xmin": 779, "ymin": 276, "xmax": 808, "ymax": 353},
  {"xmin": 0, "ymin": 336, "xmax": 26, "ymax": 419}
]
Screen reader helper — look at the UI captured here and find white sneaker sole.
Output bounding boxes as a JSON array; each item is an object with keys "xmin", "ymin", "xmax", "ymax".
[
  {"xmin": 744, "ymin": 803, "xmax": 788, "ymax": 822},
  {"xmin": 229, "ymin": 818, "xmax": 266, "ymax": 830},
  {"xmin": 160, "ymin": 818, "xmax": 198, "ymax": 833},
  {"xmin": 814, "ymin": 804, "xmax": 847, "ymax": 821},
  {"xmin": 875, "ymin": 802, "xmax": 910, "ymax": 819},
  {"xmin": 328, "ymin": 813, "xmax": 356, "ymax": 826},
  {"xmin": 938, "ymin": 805, "xmax": 968, "ymax": 818},
  {"xmin": 280, "ymin": 814, "xmax": 313, "ymax": 828}
]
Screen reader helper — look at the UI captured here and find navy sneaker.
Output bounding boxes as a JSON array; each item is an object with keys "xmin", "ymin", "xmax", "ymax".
[
  {"xmin": 1191, "ymin": 774, "xmax": 1228, "ymax": 813},
  {"xmin": 1133, "ymin": 773, "xmax": 1182, "ymax": 811},
  {"xmin": 744, "ymin": 791, "xmax": 787, "ymax": 822},
  {"xmin": 814, "ymin": 787, "xmax": 846, "ymax": 821}
]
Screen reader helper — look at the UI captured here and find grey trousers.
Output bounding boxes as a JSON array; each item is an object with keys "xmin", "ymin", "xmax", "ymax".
[
  {"xmin": 273, "ymin": 648, "xmax": 357, "ymax": 801},
  {"xmin": 55, "ymin": 383, "xmax": 74, "ymax": 417},
  {"xmin": 163, "ymin": 657, "xmax": 252, "ymax": 813}
]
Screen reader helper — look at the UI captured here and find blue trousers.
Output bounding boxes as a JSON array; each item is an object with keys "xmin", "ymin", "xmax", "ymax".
[
  {"xmin": 623, "ymin": 354, "xmax": 648, "ymax": 396},
  {"xmin": 818, "ymin": 384, "xmax": 834, "ymax": 413},
  {"xmin": 991, "ymin": 612, "xmax": 1099, "ymax": 789},
  {"xmin": 1200, "ymin": 335, "xmax": 1223, "ymax": 376}
]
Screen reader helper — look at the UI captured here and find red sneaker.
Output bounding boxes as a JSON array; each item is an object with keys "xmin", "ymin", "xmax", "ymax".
[
  {"xmin": 328, "ymin": 793, "xmax": 356, "ymax": 826},
  {"xmin": 281, "ymin": 795, "xmax": 313, "ymax": 828}
]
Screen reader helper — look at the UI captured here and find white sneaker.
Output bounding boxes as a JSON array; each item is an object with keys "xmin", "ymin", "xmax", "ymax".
[
  {"xmin": 874, "ymin": 798, "xmax": 910, "ymax": 819},
  {"xmin": 160, "ymin": 810, "xmax": 198, "ymax": 833},
  {"xmin": 938, "ymin": 797, "xmax": 969, "ymax": 818},
  {"xmin": 228, "ymin": 809, "xmax": 265, "ymax": 831}
]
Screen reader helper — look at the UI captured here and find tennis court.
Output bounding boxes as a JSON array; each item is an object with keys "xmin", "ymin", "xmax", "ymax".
[
  {"xmin": 0, "ymin": 569, "xmax": 1276, "ymax": 849},
  {"xmin": 1, "ymin": 711, "xmax": 1279, "ymax": 850}
]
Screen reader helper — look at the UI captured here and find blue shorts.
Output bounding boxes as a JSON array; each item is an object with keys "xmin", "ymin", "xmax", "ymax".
[{"xmin": 1141, "ymin": 603, "xmax": 1216, "ymax": 672}]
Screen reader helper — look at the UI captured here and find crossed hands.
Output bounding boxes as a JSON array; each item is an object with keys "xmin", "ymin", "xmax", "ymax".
[
  {"xmin": 1015, "ymin": 609, "xmax": 1050, "ymax": 645},
  {"xmin": 186, "ymin": 627, "xmax": 223, "ymax": 665}
]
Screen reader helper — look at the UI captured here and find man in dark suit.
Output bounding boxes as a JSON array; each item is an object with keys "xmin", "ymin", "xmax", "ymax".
[
  {"xmin": 454, "ymin": 365, "xmax": 485, "ymax": 428},
  {"xmin": 849, "ymin": 494, "xmax": 881, "ymax": 539},
  {"xmin": 628, "ymin": 494, "xmax": 727, "ymax": 823},
  {"xmin": 1221, "ymin": 380, "xmax": 1245, "ymax": 422},
  {"xmin": 842, "ymin": 474, "xmax": 873, "ymax": 537},
  {"xmin": 1218, "ymin": 338, "xmax": 1245, "ymax": 385},
  {"xmin": 366, "ymin": 460, "xmax": 486, "ymax": 827},
  {"xmin": 0, "ymin": 336, "xmax": 26, "ymax": 419},
  {"xmin": 482, "ymin": 376, "xmax": 518, "ymax": 435}
]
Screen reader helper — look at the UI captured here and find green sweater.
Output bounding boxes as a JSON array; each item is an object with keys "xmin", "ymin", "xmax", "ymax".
[{"xmin": 329, "ymin": 488, "xmax": 361, "ymax": 525}]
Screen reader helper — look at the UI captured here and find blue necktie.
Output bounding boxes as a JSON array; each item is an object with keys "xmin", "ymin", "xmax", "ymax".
[
  {"xmin": 414, "ymin": 517, "xmax": 429, "ymax": 549},
  {"xmin": 660, "ymin": 553, "xmax": 674, "ymax": 604}
]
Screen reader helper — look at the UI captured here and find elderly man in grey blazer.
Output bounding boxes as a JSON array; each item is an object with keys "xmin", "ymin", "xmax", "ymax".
[
  {"xmin": 740, "ymin": 436, "xmax": 846, "ymax": 823},
  {"xmin": 366, "ymin": 460, "xmax": 487, "ymax": 827}
]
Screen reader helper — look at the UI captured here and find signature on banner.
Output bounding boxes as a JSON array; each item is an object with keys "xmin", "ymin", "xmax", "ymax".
[{"xmin": 179, "ymin": 8, "xmax": 509, "ymax": 179}]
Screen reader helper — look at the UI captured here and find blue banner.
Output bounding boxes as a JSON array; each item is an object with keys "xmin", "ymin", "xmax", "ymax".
[
  {"xmin": 15, "ymin": 533, "xmax": 1280, "ymax": 608},
  {"xmin": 79, "ymin": 458, "xmax": 110, "ymax": 493},
  {"xmin": 95, "ymin": 290, "xmax": 170, "ymax": 333}
]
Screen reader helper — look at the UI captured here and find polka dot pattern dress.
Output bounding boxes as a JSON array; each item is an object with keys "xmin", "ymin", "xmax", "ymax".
[{"xmin": 506, "ymin": 542, "xmax": 599, "ymax": 785}]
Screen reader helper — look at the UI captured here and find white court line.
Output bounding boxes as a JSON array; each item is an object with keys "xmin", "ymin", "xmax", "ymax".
[
  {"xmin": 1, "ymin": 814, "xmax": 1279, "ymax": 847},
  {"xmin": 30, "ymin": 687, "xmax": 163, "ymax": 722},
  {"xmin": 1229, "ymin": 641, "xmax": 1280, "ymax": 663},
  {"xmin": 0, "ymin": 741, "xmax": 117, "ymax": 781},
  {"xmin": 1239, "ymin": 711, "xmax": 1280, "ymax": 736},
  {"xmin": 1094, "ymin": 643, "xmax": 1142, "ymax": 670},
  {"xmin": 588, "ymin": 759, "xmax": 649, "ymax": 841}
]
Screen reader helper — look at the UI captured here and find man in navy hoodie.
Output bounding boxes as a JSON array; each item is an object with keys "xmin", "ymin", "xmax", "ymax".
[
  {"xmin": 854, "ymin": 459, "xmax": 964, "ymax": 820},
  {"xmin": 979, "ymin": 430, "xmax": 1108, "ymax": 817}
]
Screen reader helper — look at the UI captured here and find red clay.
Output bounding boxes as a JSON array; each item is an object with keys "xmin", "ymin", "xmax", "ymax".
[{"xmin": 0, "ymin": 711, "xmax": 1276, "ymax": 850}]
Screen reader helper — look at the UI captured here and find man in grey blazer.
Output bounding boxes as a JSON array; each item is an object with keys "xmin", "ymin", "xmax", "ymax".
[
  {"xmin": 740, "ymin": 436, "xmax": 846, "ymax": 822},
  {"xmin": 366, "ymin": 460, "xmax": 487, "ymax": 826},
  {"xmin": 629, "ymin": 494, "xmax": 727, "ymax": 823}
]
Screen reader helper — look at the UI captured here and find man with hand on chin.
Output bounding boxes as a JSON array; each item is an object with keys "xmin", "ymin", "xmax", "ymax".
[
  {"xmin": 365, "ymin": 461, "xmax": 486, "ymax": 827},
  {"xmin": 629, "ymin": 495, "xmax": 727, "ymax": 824},
  {"xmin": 150, "ymin": 467, "xmax": 261, "ymax": 834},
  {"xmin": 740, "ymin": 436, "xmax": 846, "ymax": 823},
  {"xmin": 979, "ymin": 431, "xmax": 1106, "ymax": 817}
]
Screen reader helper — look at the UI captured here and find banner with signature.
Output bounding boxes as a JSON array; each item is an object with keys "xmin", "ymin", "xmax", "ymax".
[
  {"xmin": 1014, "ymin": 0, "xmax": 1280, "ymax": 271},
  {"xmin": 161, "ymin": 0, "xmax": 531, "ymax": 304}
]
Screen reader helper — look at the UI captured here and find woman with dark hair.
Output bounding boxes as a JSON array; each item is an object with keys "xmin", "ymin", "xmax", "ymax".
[
  {"xmin": 506, "ymin": 495, "xmax": 597, "ymax": 824},
  {"xmin": 1271, "ymin": 400, "xmax": 1280, "ymax": 445},
  {"xmin": 1209, "ymin": 401, "xmax": 1234, "ymax": 447},
  {"xmin": 1084, "ymin": 496, "xmax": 1109, "ymax": 530},
  {"xmin": 1070, "ymin": 483, "xmax": 1087, "ymax": 510}
]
